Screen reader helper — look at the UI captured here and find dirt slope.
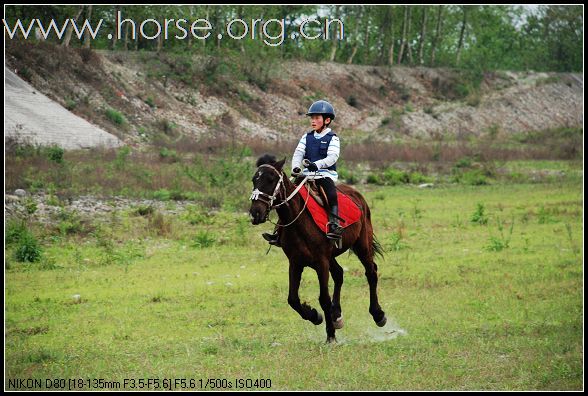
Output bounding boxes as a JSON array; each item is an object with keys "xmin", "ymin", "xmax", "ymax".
[{"xmin": 5, "ymin": 42, "xmax": 583, "ymax": 148}]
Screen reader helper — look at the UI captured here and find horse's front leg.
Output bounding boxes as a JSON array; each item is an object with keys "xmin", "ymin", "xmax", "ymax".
[
  {"xmin": 287, "ymin": 261, "xmax": 323, "ymax": 325},
  {"xmin": 317, "ymin": 261, "xmax": 337, "ymax": 343},
  {"xmin": 329, "ymin": 258, "xmax": 344, "ymax": 329}
]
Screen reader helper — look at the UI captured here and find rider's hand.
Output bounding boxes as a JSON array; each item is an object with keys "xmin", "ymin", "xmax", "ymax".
[
  {"xmin": 291, "ymin": 167, "xmax": 302, "ymax": 177},
  {"xmin": 307, "ymin": 162, "xmax": 319, "ymax": 172}
]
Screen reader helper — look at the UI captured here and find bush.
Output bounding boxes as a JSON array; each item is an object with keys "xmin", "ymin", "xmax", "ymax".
[
  {"xmin": 382, "ymin": 167, "xmax": 410, "ymax": 185},
  {"xmin": 471, "ymin": 203, "xmax": 489, "ymax": 225},
  {"xmin": 461, "ymin": 169, "xmax": 489, "ymax": 185},
  {"xmin": 148, "ymin": 212, "xmax": 172, "ymax": 236},
  {"xmin": 14, "ymin": 232, "xmax": 42, "ymax": 262},
  {"xmin": 145, "ymin": 96, "xmax": 156, "ymax": 108},
  {"xmin": 367, "ymin": 174, "xmax": 383, "ymax": 185},
  {"xmin": 408, "ymin": 172, "xmax": 431, "ymax": 184},
  {"xmin": 45, "ymin": 145, "xmax": 64, "ymax": 164},
  {"xmin": 6, "ymin": 219, "xmax": 28, "ymax": 245},
  {"xmin": 159, "ymin": 148, "xmax": 179, "ymax": 162},
  {"xmin": 346, "ymin": 95, "xmax": 358, "ymax": 108},
  {"xmin": 192, "ymin": 230, "xmax": 216, "ymax": 248},
  {"xmin": 105, "ymin": 108, "xmax": 126, "ymax": 125}
]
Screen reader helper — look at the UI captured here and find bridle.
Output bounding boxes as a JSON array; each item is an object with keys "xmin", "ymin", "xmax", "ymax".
[{"xmin": 250, "ymin": 164, "xmax": 310, "ymax": 227}]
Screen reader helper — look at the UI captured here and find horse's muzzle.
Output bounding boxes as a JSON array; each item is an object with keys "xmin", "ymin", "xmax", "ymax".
[{"xmin": 249, "ymin": 205, "xmax": 267, "ymax": 225}]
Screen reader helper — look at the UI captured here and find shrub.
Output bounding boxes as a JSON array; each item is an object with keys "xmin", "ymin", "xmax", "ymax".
[
  {"xmin": 145, "ymin": 96, "xmax": 156, "ymax": 108},
  {"xmin": 383, "ymin": 167, "xmax": 410, "ymax": 185},
  {"xmin": 105, "ymin": 108, "xmax": 126, "ymax": 125},
  {"xmin": 346, "ymin": 95, "xmax": 358, "ymax": 108},
  {"xmin": 159, "ymin": 148, "xmax": 179, "ymax": 162},
  {"xmin": 192, "ymin": 230, "xmax": 216, "ymax": 248},
  {"xmin": 14, "ymin": 232, "xmax": 42, "ymax": 262},
  {"xmin": 134, "ymin": 205, "xmax": 155, "ymax": 216},
  {"xmin": 461, "ymin": 169, "xmax": 489, "ymax": 185},
  {"xmin": 408, "ymin": 172, "xmax": 431, "ymax": 184},
  {"xmin": 471, "ymin": 203, "xmax": 489, "ymax": 225},
  {"xmin": 45, "ymin": 145, "xmax": 64, "ymax": 164},
  {"xmin": 367, "ymin": 174, "xmax": 383, "ymax": 185},
  {"xmin": 148, "ymin": 212, "xmax": 172, "ymax": 236},
  {"xmin": 6, "ymin": 219, "xmax": 28, "ymax": 245}
]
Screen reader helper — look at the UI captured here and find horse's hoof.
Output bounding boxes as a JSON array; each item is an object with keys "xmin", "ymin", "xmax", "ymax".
[
  {"xmin": 333, "ymin": 316, "xmax": 344, "ymax": 329},
  {"xmin": 312, "ymin": 312, "xmax": 323, "ymax": 325},
  {"xmin": 326, "ymin": 336, "xmax": 337, "ymax": 344},
  {"xmin": 376, "ymin": 315, "xmax": 387, "ymax": 327}
]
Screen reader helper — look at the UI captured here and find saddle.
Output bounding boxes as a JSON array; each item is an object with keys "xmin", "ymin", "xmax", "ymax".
[
  {"xmin": 294, "ymin": 178, "xmax": 363, "ymax": 234},
  {"xmin": 304, "ymin": 179, "xmax": 329, "ymax": 208}
]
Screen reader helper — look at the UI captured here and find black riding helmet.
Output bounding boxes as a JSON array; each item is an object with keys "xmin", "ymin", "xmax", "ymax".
[{"xmin": 306, "ymin": 100, "xmax": 335, "ymax": 126}]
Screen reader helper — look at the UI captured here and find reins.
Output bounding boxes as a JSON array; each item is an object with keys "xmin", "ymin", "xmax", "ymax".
[{"xmin": 250, "ymin": 164, "xmax": 311, "ymax": 228}]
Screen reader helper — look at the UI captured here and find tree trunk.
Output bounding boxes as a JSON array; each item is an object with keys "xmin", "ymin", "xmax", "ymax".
[
  {"xmin": 83, "ymin": 5, "xmax": 93, "ymax": 49},
  {"xmin": 329, "ymin": 5, "xmax": 341, "ymax": 62},
  {"xmin": 397, "ymin": 6, "xmax": 408, "ymax": 64},
  {"xmin": 417, "ymin": 6, "xmax": 427, "ymax": 65},
  {"xmin": 347, "ymin": 7, "xmax": 362, "ymax": 64},
  {"xmin": 363, "ymin": 7, "xmax": 371, "ymax": 61},
  {"xmin": 388, "ymin": 7, "xmax": 396, "ymax": 66},
  {"xmin": 406, "ymin": 7, "xmax": 414, "ymax": 65},
  {"xmin": 123, "ymin": 21, "xmax": 129, "ymax": 50},
  {"xmin": 62, "ymin": 5, "xmax": 84, "ymax": 47},
  {"xmin": 111, "ymin": 5, "xmax": 120, "ymax": 50},
  {"xmin": 430, "ymin": 6, "xmax": 443, "ymax": 66},
  {"xmin": 456, "ymin": 6, "xmax": 468, "ymax": 66}
]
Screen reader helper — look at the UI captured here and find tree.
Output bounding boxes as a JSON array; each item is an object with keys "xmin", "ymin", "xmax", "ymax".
[
  {"xmin": 61, "ymin": 5, "xmax": 85, "ymax": 47},
  {"xmin": 417, "ymin": 6, "xmax": 428, "ymax": 65},
  {"xmin": 430, "ymin": 6, "xmax": 444, "ymax": 66},
  {"xmin": 456, "ymin": 5, "xmax": 468, "ymax": 66},
  {"xmin": 83, "ymin": 5, "xmax": 93, "ymax": 49}
]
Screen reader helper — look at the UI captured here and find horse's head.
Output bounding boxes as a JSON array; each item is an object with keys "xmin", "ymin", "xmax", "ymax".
[{"xmin": 249, "ymin": 154, "xmax": 286, "ymax": 225}]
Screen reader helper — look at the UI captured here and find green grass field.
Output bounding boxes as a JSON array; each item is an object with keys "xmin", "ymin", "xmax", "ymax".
[{"xmin": 5, "ymin": 179, "xmax": 583, "ymax": 390}]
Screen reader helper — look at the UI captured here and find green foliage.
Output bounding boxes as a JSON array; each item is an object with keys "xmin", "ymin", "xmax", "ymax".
[
  {"xmin": 383, "ymin": 167, "xmax": 410, "ymax": 185},
  {"xmin": 159, "ymin": 148, "xmax": 179, "ymax": 162},
  {"xmin": 45, "ymin": 145, "xmax": 64, "ymax": 164},
  {"xmin": 386, "ymin": 231, "xmax": 408, "ymax": 252},
  {"xmin": 145, "ymin": 96, "xmax": 156, "ymax": 108},
  {"xmin": 192, "ymin": 230, "xmax": 216, "ymax": 249},
  {"xmin": 471, "ymin": 203, "xmax": 489, "ymax": 225},
  {"xmin": 114, "ymin": 146, "xmax": 131, "ymax": 170},
  {"xmin": 14, "ymin": 232, "xmax": 42, "ymax": 262},
  {"xmin": 485, "ymin": 217, "xmax": 514, "ymax": 252},
  {"xmin": 105, "ymin": 108, "xmax": 126, "ymax": 125},
  {"xmin": 6, "ymin": 219, "xmax": 28, "ymax": 245}
]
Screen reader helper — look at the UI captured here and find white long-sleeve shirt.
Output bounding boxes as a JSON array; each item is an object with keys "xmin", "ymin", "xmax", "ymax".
[{"xmin": 291, "ymin": 128, "xmax": 340, "ymax": 181}]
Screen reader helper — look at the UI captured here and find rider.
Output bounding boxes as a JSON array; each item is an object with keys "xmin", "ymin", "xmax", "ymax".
[{"xmin": 263, "ymin": 99, "xmax": 344, "ymax": 245}]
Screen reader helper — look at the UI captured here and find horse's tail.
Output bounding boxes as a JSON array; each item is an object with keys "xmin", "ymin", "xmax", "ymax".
[
  {"xmin": 362, "ymin": 193, "xmax": 384, "ymax": 260},
  {"xmin": 372, "ymin": 233, "xmax": 385, "ymax": 259}
]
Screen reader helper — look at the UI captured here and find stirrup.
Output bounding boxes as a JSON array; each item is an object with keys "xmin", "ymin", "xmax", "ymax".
[
  {"xmin": 262, "ymin": 232, "xmax": 280, "ymax": 246},
  {"xmin": 326, "ymin": 223, "xmax": 343, "ymax": 240}
]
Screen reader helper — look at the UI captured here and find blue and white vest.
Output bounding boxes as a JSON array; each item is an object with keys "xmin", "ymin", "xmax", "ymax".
[{"xmin": 304, "ymin": 130, "xmax": 337, "ymax": 171}]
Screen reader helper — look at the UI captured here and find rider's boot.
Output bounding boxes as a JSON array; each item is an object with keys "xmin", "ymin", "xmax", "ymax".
[{"xmin": 326, "ymin": 205, "xmax": 344, "ymax": 240}]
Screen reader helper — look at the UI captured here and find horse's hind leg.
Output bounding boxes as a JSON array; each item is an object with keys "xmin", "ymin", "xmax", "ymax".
[
  {"xmin": 287, "ymin": 261, "xmax": 323, "ymax": 326},
  {"xmin": 354, "ymin": 236, "xmax": 387, "ymax": 327},
  {"xmin": 329, "ymin": 258, "xmax": 344, "ymax": 329}
]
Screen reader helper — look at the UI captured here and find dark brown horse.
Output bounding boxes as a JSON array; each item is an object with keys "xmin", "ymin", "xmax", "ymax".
[{"xmin": 249, "ymin": 154, "xmax": 387, "ymax": 343}]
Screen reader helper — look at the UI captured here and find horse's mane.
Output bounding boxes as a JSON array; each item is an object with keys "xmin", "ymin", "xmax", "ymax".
[{"xmin": 256, "ymin": 154, "xmax": 277, "ymax": 167}]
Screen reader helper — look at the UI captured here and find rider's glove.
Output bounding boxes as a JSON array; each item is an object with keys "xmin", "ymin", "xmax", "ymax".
[{"xmin": 307, "ymin": 162, "xmax": 319, "ymax": 172}]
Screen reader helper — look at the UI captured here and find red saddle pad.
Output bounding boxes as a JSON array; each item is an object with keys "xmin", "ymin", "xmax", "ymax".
[{"xmin": 299, "ymin": 185, "xmax": 362, "ymax": 233}]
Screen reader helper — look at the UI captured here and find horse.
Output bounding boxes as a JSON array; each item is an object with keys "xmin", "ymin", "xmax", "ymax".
[{"xmin": 249, "ymin": 154, "xmax": 387, "ymax": 343}]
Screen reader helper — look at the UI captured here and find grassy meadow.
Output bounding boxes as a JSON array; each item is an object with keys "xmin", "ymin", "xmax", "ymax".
[{"xmin": 4, "ymin": 158, "xmax": 583, "ymax": 390}]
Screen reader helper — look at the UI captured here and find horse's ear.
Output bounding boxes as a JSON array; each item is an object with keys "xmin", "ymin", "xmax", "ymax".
[
  {"xmin": 256, "ymin": 153, "xmax": 277, "ymax": 167},
  {"xmin": 274, "ymin": 157, "xmax": 286, "ymax": 171}
]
